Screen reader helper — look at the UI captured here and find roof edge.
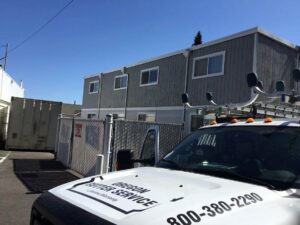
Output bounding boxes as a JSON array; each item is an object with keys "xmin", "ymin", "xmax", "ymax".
[{"xmin": 84, "ymin": 27, "xmax": 297, "ymax": 79}]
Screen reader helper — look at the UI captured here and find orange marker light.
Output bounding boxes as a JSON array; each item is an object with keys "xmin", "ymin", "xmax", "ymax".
[
  {"xmin": 246, "ymin": 118, "xmax": 254, "ymax": 123},
  {"xmin": 210, "ymin": 120, "xmax": 217, "ymax": 125},
  {"xmin": 231, "ymin": 118, "xmax": 238, "ymax": 123},
  {"xmin": 264, "ymin": 117, "xmax": 273, "ymax": 123}
]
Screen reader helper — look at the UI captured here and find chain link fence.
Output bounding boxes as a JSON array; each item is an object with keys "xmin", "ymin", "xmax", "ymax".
[
  {"xmin": 56, "ymin": 117, "xmax": 184, "ymax": 176},
  {"xmin": 112, "ymin": 120, "xmax": 184, "ymax": 170},
  {"xmin": 56, "ymin": 118, "xmax": 73, "ymax": 167},
  {"xmin": 56, "ymin": 117, "xmax": 105, "ymax": 176},
  {"xmin": 70, "ymin": 119, "xmax": 105, "ymax": 176}
]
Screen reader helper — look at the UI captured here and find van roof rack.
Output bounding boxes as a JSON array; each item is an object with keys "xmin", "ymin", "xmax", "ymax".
[{"xmin": 181, "ymin": 68, "xmax": 300, "ymax": 119}]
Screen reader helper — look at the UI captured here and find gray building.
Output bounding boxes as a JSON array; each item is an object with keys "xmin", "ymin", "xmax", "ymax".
[{"xmin": 81, "ymin": 27, "xmax": 299, "ymax": 132}]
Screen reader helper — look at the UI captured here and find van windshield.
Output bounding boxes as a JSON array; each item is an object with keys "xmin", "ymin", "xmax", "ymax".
[{"xmin": 158, "ymin": 126, "xmax": 300, "ymax": 190}]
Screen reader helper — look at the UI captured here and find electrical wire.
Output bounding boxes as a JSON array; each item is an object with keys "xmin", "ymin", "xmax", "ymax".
[{"xmin": 8, "ymin": 0, "xmax": 75, "ymax": 54}]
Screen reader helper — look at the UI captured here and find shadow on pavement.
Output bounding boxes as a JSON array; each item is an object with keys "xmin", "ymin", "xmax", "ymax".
[{"xmin": 13, "ymin": 159, "xmax": 78, "ymax": 194}]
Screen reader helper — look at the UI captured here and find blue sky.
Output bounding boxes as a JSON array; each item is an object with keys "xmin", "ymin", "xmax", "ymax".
[{"xmin": 1, "ymin": 0, "xmax": 300, "ymax": 104}]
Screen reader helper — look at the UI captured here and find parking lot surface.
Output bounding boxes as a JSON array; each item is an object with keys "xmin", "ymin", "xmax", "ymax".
[{"xmin": 0, "ymin": 151, "xmax": 79, "ymax": 225}]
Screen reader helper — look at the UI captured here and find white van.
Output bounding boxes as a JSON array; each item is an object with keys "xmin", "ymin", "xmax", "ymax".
[{"xmin": 30, "ymin": 118, "xmax": 300, "ymax": 225}]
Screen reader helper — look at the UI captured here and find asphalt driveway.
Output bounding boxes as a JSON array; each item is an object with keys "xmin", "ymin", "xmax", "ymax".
[{"xmin": 0, "ymin": 151, "xmax": 80, "ymax": 225}]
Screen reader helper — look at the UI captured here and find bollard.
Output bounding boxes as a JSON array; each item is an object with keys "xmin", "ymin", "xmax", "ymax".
[{"xmin": 95, "ymin": 154, "xmax": 104, "ymax": 175}]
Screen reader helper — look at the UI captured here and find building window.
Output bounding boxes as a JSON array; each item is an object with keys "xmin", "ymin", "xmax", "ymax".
[
  {"xmin": 140, "ymin": 67, "xmax": 159, "ymax": 86},
  {"xmin": 137, "ymin": 113, "xmax": 156, "ymax": 122},
  {"xmin": 193, "ymin": 51, "xmax": 225, "ymax": 79},
  {"xmin": 89, "ymin": 81, "xmax": 99, "ymax": 94},
  {"xmin": 112, "ymin": 113, "xmax": 125, "ymax": 120},
  {"xmin": 114, "ymin": 74, "xmax": 128, "ymax": 90},
  {"xmin": 87, "ymin": 113, "xmax": 97, "ymax": 119}
]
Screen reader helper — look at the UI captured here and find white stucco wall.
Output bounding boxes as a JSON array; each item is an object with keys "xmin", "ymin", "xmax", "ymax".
[{"xmin": 0, "ymin": 67, "xmax": 24, "ymax": 103}]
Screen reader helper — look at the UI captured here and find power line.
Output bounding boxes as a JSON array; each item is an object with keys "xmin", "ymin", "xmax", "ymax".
[{"xmin": 8, "ymin": 0, "xmax": 75, "ymax": 54}]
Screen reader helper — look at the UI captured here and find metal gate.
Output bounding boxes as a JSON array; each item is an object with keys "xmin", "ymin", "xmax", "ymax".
[
  {"xmin": 70, "ymin": 119, "xmax": 105, "ymax": 176},
  {"xmin": 56, "ymin": 117, "xmax": 73, "ymax": 167}
]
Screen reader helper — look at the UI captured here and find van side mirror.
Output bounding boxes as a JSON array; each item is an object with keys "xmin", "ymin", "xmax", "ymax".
[
  {"xmin": 276, "ymin": 80, "xmax": 285, "ymax": 92},
  {"xmin": 181, "ymin": 93, "xmax": 189, "ymax": 104},
  {"xmin": 247, "ymin": 72, "xmax": 258, "ymax": 88},
  {"xmin": 116, "ymin": 149, "xmax": 134, "ymax": 171},
  {"xmin": 293, "ymin": 69, "xmax": 300, "ymax": 82}
]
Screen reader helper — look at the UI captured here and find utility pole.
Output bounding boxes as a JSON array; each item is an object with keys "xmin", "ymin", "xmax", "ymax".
[{"xmin": 3, "ymin": 44, "xmax": 8, "ymax": 70}]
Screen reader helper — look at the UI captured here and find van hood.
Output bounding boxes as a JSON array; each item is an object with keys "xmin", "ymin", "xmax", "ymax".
[{"xmin": 50, "ymin": 167, "xmax": 300, "ymax": 225}]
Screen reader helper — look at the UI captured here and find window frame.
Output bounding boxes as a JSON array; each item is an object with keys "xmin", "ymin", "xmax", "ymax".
[
  {"xmin": 137, "ymin": 112, "xmax": 156, "ymax": 122},
  {"xmin": 89, "ymin": 80, "xmax": 100, "ymax": 94},
  {"xmin": 139, "ymin": 66, "xmax": 159, "ymax": 87},
  {"xmin": 114, "ymin": 74, "xmax": 128, "ymax": 91},
  {"xmin": 192, "ymin": 51, "xmax": 225, "ymax": 79}
]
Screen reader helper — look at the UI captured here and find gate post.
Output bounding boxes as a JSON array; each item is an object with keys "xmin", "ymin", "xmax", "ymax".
[
  {"xmin": 103, "ymin": 114, "xmax": 113, "ymax": 173},
  {"xmin": 95, "ymin": 154, "xmax": 104, "ymax": 175}
]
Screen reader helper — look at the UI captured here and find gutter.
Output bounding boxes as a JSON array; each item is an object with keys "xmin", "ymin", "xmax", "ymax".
[
  {"xmin": 97, "ymin": 73, "xmax": 103, "ymax": 119},
  {"xmin": 182, "ymin": 49, "xmax": 190, "ymax": 125}
]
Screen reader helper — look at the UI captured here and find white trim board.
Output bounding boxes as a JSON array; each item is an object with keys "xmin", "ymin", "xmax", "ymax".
[{"xmin": 82, "ymin": 106, "xmax": 183, "ymax": 111}]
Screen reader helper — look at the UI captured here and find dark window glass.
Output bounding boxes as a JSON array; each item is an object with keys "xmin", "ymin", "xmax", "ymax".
[
  {"xmin": 115, "ymin": 78, "xmax": 121, "ymax": 89},
  {"xmin": 141, "ymin": 71, "xmax": 149, "ymax": 84},
  {"xmin": 194, "ymin": 58, "xmax": 208, "ymax": 77},
  {"xmin": 149, "ymin": 69, "xmax": 158, "ymax": 83},
  {"xmin": 159, "ymin": 126, "xmax": 300, "ymax": 190},
  {"xmin": 138, "ymin": 114, "xmax": 146, "ymax": 121},
  {"xmin": 208, "ymin": 55, "xmax": 223, "ymax": 74},
  {"xmin": 89, "ymin": 83, "xmax": 94, "ymax": 92}
]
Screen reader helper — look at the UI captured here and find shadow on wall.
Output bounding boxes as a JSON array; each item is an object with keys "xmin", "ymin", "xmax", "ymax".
[{"xmin": 13, "ymin": 159, "xmax": 78, "ymax": 194}]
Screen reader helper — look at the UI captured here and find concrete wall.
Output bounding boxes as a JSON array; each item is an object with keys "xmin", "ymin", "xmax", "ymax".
[{"xmin": 0, "ymin": 67, "xmax": 24, "ymax": 103}]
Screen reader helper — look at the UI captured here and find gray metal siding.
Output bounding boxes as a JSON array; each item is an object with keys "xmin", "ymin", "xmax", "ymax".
[
  {"xmin": 187, "ymin": 34, "xmax": 255, "ymax": 106},
  {"xmin": 126, "ymin": 54, "xmax": 186, "ymax": 107},
  {"xmin": 256, "ymin": 34, "xmax": 298, "ymax": 93},
  {"xmin": 82, "ymin": 76, "xmax": 100, "ymax": 109},
  {"xmin": 100, "ymin": 70, "xmax": 127, "ymax": 108}
]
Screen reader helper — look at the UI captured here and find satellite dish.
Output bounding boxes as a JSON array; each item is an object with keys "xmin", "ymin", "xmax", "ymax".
[
  {"xmin": 206, "ymin": 92, "xmax": 213, "ymax": 102},
  {"xmin": 181, "ymin": 93, "xmax": 189, "ymax": 104},
  {"xmin": 247, "ymin": 72, "xmax": 258, "ymax": 88},
  {"xmin": 293, "ymin": 69, "xmax": 300, "ymax": 82},
  {"xmin": 276, "ymin": 80, "xmax": 285, "ymax": 92}
]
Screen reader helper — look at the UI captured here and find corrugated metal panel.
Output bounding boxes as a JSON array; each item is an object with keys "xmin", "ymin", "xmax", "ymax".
[
  {"xmin": 100, "ymin": 70, "xmax": 126, "ymax": 108},
  {"xmin": 126, "ymin": 54, "xmax": 186, "ymax": 107},
  {"xmin": 82, "ymin": 76, "xmax": 100, "ymax": 108},
  {"xmin": 256, "ymin": 34, "xmax": 298, "ymax": 93},
  {"xmin": 187, "ymin": 34, "xmax": 255, "ymax": 106},
  {"xmin": 6, "ymin": 98, "xmax": 62, "ymax": 151}
]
